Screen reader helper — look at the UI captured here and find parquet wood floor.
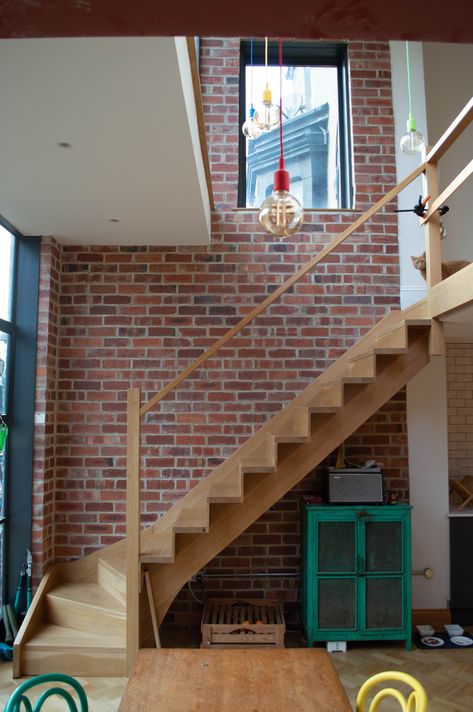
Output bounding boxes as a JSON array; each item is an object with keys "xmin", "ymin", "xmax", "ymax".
[{"xmin": 1, "ymin": 629, "xmax": 472, "ymax": 710}]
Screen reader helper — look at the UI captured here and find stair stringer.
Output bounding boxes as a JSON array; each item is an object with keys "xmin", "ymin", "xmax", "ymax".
[
  {"xmin": 138, "ymin": 302, "xmax": 429, "ymax": 563},
  {"xmin": 146, "ymin": 323, "xmax": 431, "ymax": 628}
]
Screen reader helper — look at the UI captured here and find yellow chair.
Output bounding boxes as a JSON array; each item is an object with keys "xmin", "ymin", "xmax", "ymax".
[{"xmin": 356, "ymin": 671, "xmax": 428, "ymax": 712}]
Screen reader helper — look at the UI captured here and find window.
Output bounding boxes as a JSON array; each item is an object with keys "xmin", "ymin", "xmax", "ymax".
[
  {"xmin": 239, "ymin": 41, "xmax": 353, "ymax": 210},
  {"xmin": 0, "ymin": 219, "xmax": 40, "ymax": 608},
  {"xmin": 0, "ymin": 225, "xmax": 15, "ymax": 609}
]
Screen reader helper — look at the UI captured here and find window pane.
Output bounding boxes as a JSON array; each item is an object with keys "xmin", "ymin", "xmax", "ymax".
[
  {"xmin": 0, "ymin": 524, "xmax": 4, "ymax": 609},
  {"xmin": 0, "ymin": 226, "xmax": 14, "ymax": 321},
  {"xmin": 245, "ymin": 65, "xmax": 340, "ymax": 209},
  {"xmin": 0, "ymin": 333, "xmax": 9, "ymax": 415},
  {"xmin": 0, "ymin": 451, "xmax": 4, "ymax": 518}
]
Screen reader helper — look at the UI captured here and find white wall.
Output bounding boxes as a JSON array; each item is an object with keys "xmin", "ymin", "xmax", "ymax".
[
  {"xmin": 389, "ymin": 41, "xmax": 473, "ymax": 609},
  {"xmin": 423, "ymin": 42, "xmax": 473, "ymax": 261},
  {"xmin": 389, "ymin": 41, "xmax": 427, "ymax": 310},
  {"xmin": 407, "ymin": 358, "xmax": 450, "ymax": 608}
]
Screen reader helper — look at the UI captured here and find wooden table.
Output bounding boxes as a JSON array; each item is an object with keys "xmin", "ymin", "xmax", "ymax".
[{"xmin": 118, "ymin": 648, "xmax": 351, "ymax": 712}]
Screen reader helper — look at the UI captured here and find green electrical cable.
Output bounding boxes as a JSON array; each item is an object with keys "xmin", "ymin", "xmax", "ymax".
[
  {"xmin": 405, "ymin": 41, "xmax": 413, "ymax": 118},
  {"xmin": 405, "ymin": 40, "xmax": 417, "ymax": 131}
]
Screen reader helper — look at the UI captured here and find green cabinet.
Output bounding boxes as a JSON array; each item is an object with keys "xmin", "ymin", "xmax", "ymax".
[{"xmin": 301, "ymin": 504, "xmax": 412, "ymax": 649}]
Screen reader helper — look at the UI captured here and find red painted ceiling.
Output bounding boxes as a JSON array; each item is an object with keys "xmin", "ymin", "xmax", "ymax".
[{"xmin": 0, "ymin": 0, "xmax": 472, "ymax": 43}]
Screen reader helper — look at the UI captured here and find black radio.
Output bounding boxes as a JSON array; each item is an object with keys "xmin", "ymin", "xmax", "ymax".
[{"xmin": 326, "ymin": 468, "xmax": 384, "ymax": 504}]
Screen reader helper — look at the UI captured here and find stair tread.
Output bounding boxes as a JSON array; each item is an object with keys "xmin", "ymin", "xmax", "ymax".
[
  {"xmin": 24, "ymin": 623, "xmax": 125, "ymax": 650},
  {"xmin": 47, "ymin": 582, "xmax": 126, "ymax": 615}
]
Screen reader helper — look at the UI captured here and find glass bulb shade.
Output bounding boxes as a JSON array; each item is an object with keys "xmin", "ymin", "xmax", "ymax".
[
  {"xmin": 242, "ymin": 116, "xmax": 262, "ymax": 139},
  {"xmin": 258, "ymin": 190, "xmax": 304, "ymax": 238},
  {"xmin": 253, "ymin": 102, "xmax": 280, "ymax": 131},
  {"xmin": 400, "ymin": 129, "xmax": 425, "ymax": 155}
]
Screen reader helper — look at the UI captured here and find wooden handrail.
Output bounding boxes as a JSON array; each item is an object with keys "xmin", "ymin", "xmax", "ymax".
[
  {"xmin": 139, "ymin": 97, "xmax": 473, "ymax": 417},
  {"xmin": 140, "ymin": 162, "xmax": 426, "ymax": 416},
  {"xmin": 126, "ymin": 388, "xmax": 141, "ymax": 673},
  {"xmin": 425, "ymin": 97, "xmax": 473, "ymax": 164}
]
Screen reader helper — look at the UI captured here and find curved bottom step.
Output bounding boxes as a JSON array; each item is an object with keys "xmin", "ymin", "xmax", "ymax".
[{"xmin": 18, "ymin": 623, "xmax": 126, "ymax": 677}]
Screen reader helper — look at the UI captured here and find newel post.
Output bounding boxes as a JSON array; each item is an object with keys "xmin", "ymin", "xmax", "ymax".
[
  {"xmin": 126, "ymin": 387, "xmax": 141, "ymax": 673},
  {"xmin": 424, "ymin": 154, "xmax": 445, "ymax": 355}
]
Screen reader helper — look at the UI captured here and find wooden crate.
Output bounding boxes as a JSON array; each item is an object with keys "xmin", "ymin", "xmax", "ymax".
[{"xmin": 201, "ymin": 598, "xmax": 285, "ymax": 648}]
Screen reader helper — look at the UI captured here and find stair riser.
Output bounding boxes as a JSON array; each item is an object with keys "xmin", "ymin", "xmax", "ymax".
[
  {"xmin": 208, "ymin": 480, "xmax": 242, "ymax": 502},
  {"xmin": 97, "ymin": 560, "xmax": 126, "ymax": 607},
  {"xmin": 20, "ymin": 648, "xmax": 127, "ymax": 677},
  {"xmin": 46, "ymin": 597, "xmax": 126, "ymax": 636}
]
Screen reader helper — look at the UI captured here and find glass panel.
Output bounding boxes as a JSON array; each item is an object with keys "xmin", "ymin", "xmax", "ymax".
[
  {"xmin": 318, "ymin": 521, "xmax": 355, "ymax": 572},
  {"xmin": 0, "ymin": 332, "xmax": 9, "ymax": 415},
  {"xmin": 365, "ymin": 578, "xmax": 403, "ymax": 629},
  {"xmin": 0, "ymin": 226, "xmax": 14, "ymax": 321},
  {"xmin": 0, "ymin": 449, "xmax": 4, "ymax": 518},
  {"xmin": 0, "ymin": 524, "xmax": 4, "ymax": 609},
  {"xmin": 365, "ymin": 521, "xmax": 402, "ymax": 572},
  {"xmin": 318, "ymin": 578, "xmax": 356, "ymax": 629},
  {"xmin": 245, "ymin": 65, "xmax": 340, "ymax": 209}
]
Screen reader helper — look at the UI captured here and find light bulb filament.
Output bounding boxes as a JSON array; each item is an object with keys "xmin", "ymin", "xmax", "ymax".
[{"xmin": 276, "ymin": 199, "xmax": 286, "ymax": 227}]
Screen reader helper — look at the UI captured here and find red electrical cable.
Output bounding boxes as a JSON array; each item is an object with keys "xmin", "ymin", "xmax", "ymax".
[
  {"xmin": 273, "ymin": 37, "xmax": 289, "ymax": 192},
  {"xmin": 279, "ymin": 38, "xmax": 284, "ymax": 166}
]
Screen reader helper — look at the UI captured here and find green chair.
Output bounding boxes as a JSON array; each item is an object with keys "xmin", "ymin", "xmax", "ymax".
[{"xmin": 4, "ymin": 673, "xmax": 88, "ymax": 712}]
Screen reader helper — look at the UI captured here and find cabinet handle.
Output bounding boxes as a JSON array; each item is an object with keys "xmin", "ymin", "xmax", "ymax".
[{"xmin": 357, "ymin": 510, "xmax": 370, "ymax": 518}]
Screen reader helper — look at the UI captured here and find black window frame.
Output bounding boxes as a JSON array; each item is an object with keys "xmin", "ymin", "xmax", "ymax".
[
  {"xmin": 238, "ymin": 39, "xmax": 353, "ymax": 209},
  {"xmin": 0, "ymin": 214, "xmax": 40, "ymax": 607}
]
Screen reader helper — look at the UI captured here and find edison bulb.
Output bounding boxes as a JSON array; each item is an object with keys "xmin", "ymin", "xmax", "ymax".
[
  {"xmin": 400, "ymin": 117, "xmax": 425, "ymax": 155},
  {"xmin": 242, "ymin": 107, "xmax": 262, "ymax": 139},
  {"xmin": 254, "ymin": 103, "xmax": 280, "ymax": 132},
  {"xmin": 254, "ymin": 84, "xmax": 280, "ymax": 132},
  {"xmin": 259, "ymin": 190, "xmax": 303, "ymax": 238},
  {"xmin": 400, "ymin": 129, "xmax": 425, "ymax": 155}
]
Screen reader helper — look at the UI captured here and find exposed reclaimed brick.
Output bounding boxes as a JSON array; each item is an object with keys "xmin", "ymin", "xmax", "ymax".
[{"xmin": 32, "ymin": 38, "xmax": 407, "ymax": 622}]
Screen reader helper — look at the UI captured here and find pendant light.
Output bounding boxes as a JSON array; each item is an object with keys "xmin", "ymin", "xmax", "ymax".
[
  {"xmin": 400, "ymin": 41, "xmax": 425, "ymax": 155},
  {"xmin": 242, "ymin": 37, "xmax": 262, "ymax": 140},
  {"xmin": 258, "ymin": 39, "xmax": 303, "ymax": 239},
  {"xmin": 254, "ymin": 37, "xmax": 280, "ymax": 132}
]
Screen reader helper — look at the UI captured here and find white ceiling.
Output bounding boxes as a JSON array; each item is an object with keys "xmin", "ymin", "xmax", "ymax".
[{"xmin": 0, "ymin": 37, "xmax": 211, "ymax": 245}]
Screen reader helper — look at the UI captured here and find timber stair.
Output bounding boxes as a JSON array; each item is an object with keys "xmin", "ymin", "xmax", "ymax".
[{"xmin": 14, "ymin": 307, "xmax": 433, "ymax": 677}]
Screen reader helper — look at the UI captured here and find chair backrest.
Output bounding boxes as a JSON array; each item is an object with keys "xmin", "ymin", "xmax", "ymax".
[
  {"xmin": 356, "ymin": 671, "xmax": 428, "ymax": 712},
  {"xmin": 4, "ymin": 673, "xmax": 88, "ymax": 712}
]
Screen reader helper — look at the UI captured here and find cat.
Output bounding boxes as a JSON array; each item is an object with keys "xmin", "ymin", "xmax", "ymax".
[{"xmin": 410, "ymin": 252, "xmax": 471, "ymax": 281}]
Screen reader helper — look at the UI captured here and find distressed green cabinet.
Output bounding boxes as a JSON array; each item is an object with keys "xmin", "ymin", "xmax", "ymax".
[{"xmin": 301, "ymin": 504, "xmax": 412, "ymax": 649}]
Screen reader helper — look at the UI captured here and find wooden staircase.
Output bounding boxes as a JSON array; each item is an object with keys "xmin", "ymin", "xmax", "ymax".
[
  {"xmin": 14, "ymin": 305, "xmax": 433, "ymax": 677},
  {"xmin": 13, "ymin": 98, "xmax": 473, "ymax": 677}
]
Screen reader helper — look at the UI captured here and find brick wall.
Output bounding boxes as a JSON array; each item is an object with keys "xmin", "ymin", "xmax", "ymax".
[
  {"xmin": 446, "ymin": 343, "xmax": 473, "ymax": 478},
  {"xmin": 32, "ymin": 237, "xmax": 61, "ymax": 578},
  {"xmin": 33, "ymin": 38, "xmax": 407, "ymax": 622}
]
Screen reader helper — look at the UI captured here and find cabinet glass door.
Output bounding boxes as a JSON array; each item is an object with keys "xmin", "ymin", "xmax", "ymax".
[
  {"xmin": 365, "ymin": 577, "xmax": 403, "ymax": 629},
  {"xmin": 365, "ymin": 521, "xmax": 402, "ymax": 572},
  {"xmin": 318, "ymin": 578, "xmax": 356, "ymax": 629},
  {"xmin": 318, "ymin": 521, "xmax": 355, "ymax": 572},
  {"xmin": 317, "ymin": 520, "xmax": 356, "ymax": 631}
]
